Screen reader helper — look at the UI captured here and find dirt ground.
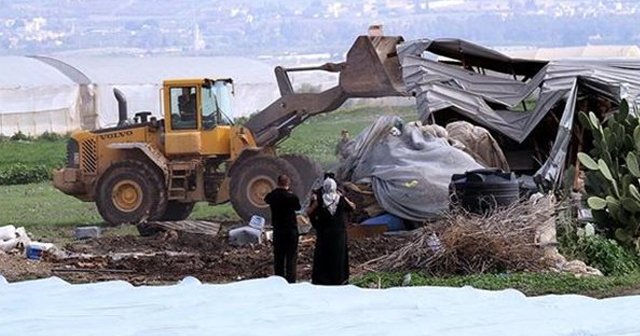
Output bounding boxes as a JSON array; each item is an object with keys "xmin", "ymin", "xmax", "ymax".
[{"xmin": 0, "ymin": 226, "xmax": 408, "ymax": 285}]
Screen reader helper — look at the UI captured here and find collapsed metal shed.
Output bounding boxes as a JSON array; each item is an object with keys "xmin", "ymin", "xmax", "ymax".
[{"xmin": 398, "ymin": 38, "xmax": 640, "ymax": 186}]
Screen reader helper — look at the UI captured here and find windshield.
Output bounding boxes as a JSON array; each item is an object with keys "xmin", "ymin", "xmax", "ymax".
[{"xmin": 201, "ymin": 81, "xmax": 234, "ymax": 130}]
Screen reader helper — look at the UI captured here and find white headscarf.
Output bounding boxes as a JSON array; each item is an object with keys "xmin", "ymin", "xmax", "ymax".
[{"xmin": 322, "ymin": 178, "xmax": 340, "ymax": 215}]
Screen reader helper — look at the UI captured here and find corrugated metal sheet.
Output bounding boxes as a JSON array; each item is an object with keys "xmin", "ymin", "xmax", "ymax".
[{"xmin": 399, "ymin": 38, "xmax": 640, "ymax": 185}]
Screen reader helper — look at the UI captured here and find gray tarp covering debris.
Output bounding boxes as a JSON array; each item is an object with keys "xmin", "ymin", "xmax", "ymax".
[
  {"xmin": 338, "ymin": 116, "xmax": 482, "ymax": 221},
  {"xmin": 398, "ymin": 38, "xmax": 640, "ymax": 185}
]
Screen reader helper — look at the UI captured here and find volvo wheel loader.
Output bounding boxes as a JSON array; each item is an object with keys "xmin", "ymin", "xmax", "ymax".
[{"xmin": 53, "ymin": 35, "xmax": 406, "ymax": 235}]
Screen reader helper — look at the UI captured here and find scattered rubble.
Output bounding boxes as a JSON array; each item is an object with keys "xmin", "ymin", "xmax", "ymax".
[{"xmin": 0, "ymin": 225, "xmax": 409, "ymax": 285}]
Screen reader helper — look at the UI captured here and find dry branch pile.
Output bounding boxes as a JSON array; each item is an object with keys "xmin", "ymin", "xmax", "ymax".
[{"xmin": 362, "ymin": 197, "xmax": 555, "ymax": 275}]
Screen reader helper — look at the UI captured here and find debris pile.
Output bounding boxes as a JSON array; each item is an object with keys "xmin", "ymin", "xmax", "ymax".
[
  {"xmin": 362, "ymin": 196, "xmax": 600, "ymax": 276},
  {"xmin": 337, "ymin": 116, "xmax": 483, "ymax": 223},
  {"xmin": 0, "ymin": 224, "xmax": 410, "ymax": 284},
  {"xmin": 0, "ymin": 225, "xmax": 31, "ymax": 253}
]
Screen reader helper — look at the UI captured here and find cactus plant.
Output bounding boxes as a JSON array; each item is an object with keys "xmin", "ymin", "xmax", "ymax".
[{"xmin": 578, "ymin": 99, "xmax": 640, "ymax": 252}]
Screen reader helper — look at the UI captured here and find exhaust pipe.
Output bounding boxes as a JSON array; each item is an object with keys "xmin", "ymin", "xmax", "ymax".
[{"xmin": 113, "ymin": 88, "xmax": 128, "ymax": 126}]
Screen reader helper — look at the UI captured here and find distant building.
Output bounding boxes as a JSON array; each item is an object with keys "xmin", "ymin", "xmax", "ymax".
[{"xmin": 194, "ymin": 24, "xmax": 205, "ymax": 51}]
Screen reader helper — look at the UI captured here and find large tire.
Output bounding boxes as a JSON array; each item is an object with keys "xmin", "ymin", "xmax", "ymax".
[
  {"xmin": 229, "ymin": 155, "xmax": 303, "ymax": 222},
  {"xmin": 95, "ymin": 160, "xmax": 167, "ymax": 235},
  {"xmin": 160, "ymin": 201, "xmax": 196, "ymax": 221},
  {"xmin": 280, "ymin": 154, "xmax": 322, "ymax": 196}
]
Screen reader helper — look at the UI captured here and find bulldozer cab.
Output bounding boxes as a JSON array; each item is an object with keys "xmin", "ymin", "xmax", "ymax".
[{"xmin": 163, "ymin": 78, "xmax": 235, "ymax": 156}]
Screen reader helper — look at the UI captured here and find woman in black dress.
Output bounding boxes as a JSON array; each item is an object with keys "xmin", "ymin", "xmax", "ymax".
[{"xmin": 306, "ymin": 177, "xmax": 355, "ymax": 285}]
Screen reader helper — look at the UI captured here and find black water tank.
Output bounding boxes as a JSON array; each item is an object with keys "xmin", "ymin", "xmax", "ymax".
[{"xmin": 450, "ymin": 169, "xmax": 520, "ymax": 214}]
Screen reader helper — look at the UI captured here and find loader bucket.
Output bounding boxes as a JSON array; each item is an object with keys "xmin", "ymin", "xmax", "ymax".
[{"xmin": 339, "ymin": 35, "xmax": 406, "ymax": 97}]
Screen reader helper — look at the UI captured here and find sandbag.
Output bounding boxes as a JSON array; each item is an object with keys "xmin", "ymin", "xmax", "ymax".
[
  {"xmin": 446, "ymin": 121, "xmax": 510, "ymax": 171},
  {"xmin": 15, "ymin": 227, "xmax": 31, "ymax": 247},
  {"xmin": 0, "ymin": 238, "xmax": 18, "ymax": 252},
  {"xmin": 229, "ymin": 226, "xmax": 262, "ymax": 246},
  {"xmin": 0, "ymin": 225, "xmax": 16, "ymax": 241}
]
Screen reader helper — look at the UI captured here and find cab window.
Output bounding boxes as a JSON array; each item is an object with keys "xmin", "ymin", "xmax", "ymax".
[
  {"xmin": 213, "ymin": 80, "xmax": 234, "ymax": 126},
  {"xmin": 201, "ymin": 86, "xmax": 217, "ymax": 130},
  {"xmin": 170, "ymin": 87, "xmax": 197, "ymax": 130}
]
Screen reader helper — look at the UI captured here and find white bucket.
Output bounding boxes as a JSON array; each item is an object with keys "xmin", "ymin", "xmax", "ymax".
[{"xmin": 248, "ymin": 215, "xmax": 265, "ymax": 231}]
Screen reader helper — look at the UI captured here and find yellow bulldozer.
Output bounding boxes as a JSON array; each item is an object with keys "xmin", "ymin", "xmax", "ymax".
[{"xmin": 53, "ymin": 35, "xmax": 406, "ymax": 235}]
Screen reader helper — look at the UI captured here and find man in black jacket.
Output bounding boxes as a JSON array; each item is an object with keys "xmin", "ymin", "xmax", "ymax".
[{"xmin": 264, "ymin": 175, "xmax": 301, "ymax": 283}]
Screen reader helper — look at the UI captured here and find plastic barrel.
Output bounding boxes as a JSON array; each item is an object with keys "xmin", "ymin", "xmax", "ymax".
[{"xmin": 450, "ymin": 169, "xmax": 520, "ymax": 214}]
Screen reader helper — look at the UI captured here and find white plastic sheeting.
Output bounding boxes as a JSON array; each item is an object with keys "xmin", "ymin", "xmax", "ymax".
[
  {"xmin": 1, "ymin": 275, "xmax": 640, "ymax": 335},
  {"xmin": 0, "ymin": 56, "xmax": 279, "ymax": 135},
  {"xmin": 338, "ymin": 116, "xmax": 482, "ymax": 220},
  {"xmin": 0, "ymin": 57, "xmax": 81, "ymax": 135},
  {"xmin": 60, "ymin": 56, "xmax": 278, "ymax": 128}
]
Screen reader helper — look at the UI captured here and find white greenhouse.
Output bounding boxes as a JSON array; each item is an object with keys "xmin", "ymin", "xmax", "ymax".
[{"xmin": 0, "ymin": 56, "xmax": 279, "ymax": 136}]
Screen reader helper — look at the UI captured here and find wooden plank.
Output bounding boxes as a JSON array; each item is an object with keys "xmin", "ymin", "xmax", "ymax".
[{"xmin": 146, "ymin": 220, "xmax": 221, "ymax": 236}]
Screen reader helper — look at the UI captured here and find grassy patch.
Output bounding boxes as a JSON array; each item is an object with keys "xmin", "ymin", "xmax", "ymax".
[
  {"xmin": 0, "ymin": 183, "xmax": 103, "ymax": 228},
  {"xmin": 351, "ymin": 272, "xmax": 640, "ymax": 298},
  {"xmin": 191, "ymin": 203, "xmax": 240, "ymax": 221},
  {"xmin": 0, "ymin": 183, "xmax": 239, "ymax": 231},
  {"xmin": 0, "ymin": 139, "xmax": 67, "ymax": 185},
  {"xmin": 0, "ymin": 139, "xmax": 66, "ymax": 171}
]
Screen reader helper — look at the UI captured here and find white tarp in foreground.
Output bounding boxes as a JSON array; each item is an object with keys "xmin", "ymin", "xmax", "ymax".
[{"xmin": 1, "ymin": 275, "xmax": 639, "ymax": 335}]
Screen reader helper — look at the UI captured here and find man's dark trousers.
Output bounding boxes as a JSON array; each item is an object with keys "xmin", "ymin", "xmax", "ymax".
[{"xmin": 273, "ymin": 228, "xmax": 298, "ymax": 283}]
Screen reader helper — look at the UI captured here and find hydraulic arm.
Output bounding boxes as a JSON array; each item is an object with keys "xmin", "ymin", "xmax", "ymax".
[{"xmin": 244, "ymin": 35, "xmax": 407, "ymax": 147}]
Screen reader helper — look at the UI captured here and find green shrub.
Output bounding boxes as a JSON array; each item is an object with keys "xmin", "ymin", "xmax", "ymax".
[
  {"xmin": 37, "ymin": 131, "xmax": 66, "ymax": 142},
  {"xmin": 556, "ymin": 203, "xmax": 639, "ymax": 275},
  {"xmin": 0, "ymin": 163, "xmax": 51, "ymax": 185},
  {"xmin": 0, "ymin": 136, "xmax": 67, "ymax": 185},
  {"xmin": 10, "ymin": 131, "xmax": 31, "ymax": 142},
  {"xmin": 577, "ymin": 235, "xmax": 640, "ymax": 276}
]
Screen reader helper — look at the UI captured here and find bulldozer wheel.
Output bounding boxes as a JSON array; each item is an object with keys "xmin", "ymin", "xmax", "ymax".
[
  {"xmin": 281, "ymin": 154, "xmax": 322, "ymax": 195},
  {"xmin": 95, "ymin": 160, "xmax": 167, "ymax": 232},
  {"xmin": 229, "ymin": 155, "xmax": 303, "ymax": 222},
  {"xmin": 160, "ymin": 201, "xmax": 196, "ymax": 221}
]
